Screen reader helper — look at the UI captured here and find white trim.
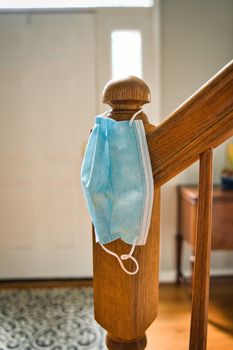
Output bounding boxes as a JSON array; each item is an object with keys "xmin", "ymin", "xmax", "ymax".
[
  {"xmin": 159, "ymin": 268, "xmax": 233, "ymax": 283},
  {"xmin": 159, "ymin": 270, "xmax": 177, "ymax": 283},
  {"xmin": 150, "ymin": 0, "xmax": 161, "ymax": 122}
]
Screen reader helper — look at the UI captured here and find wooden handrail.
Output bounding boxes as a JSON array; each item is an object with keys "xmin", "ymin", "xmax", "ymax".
[
  {"xmin": 93, "ymin": 60, "xmax": 233, "ymax": 350},
  {"xmin": 147, "ymin": 60, "xmax": 233, "ymax": 188}
]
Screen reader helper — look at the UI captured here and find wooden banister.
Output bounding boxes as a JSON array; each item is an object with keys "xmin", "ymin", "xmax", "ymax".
[
  {"xmin": 93, "ymin": 76, "xmax": 159, "ymax": 350},
  {"xmin": 92, "ymin": 60, "xmax": 233, "ymax": 350},
  {"xmin": 147, "ymin": 60, "xmax": 233, "ymax": 188}
]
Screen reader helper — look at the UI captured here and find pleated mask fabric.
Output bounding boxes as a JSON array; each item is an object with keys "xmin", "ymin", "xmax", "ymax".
[{"xmin": 80, "ymin": 110, "xmax": 154, "ymax": 275}]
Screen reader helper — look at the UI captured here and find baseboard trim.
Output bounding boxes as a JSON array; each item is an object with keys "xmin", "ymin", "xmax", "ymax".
[
  {"xmin": 0, "ymin": 277, "xmax": 93, "ymax": 289},
  {"xmin": 0, "ymin": 277, "xmax": 93, "ymax": 282},
  {"xmin": 159, "ymin": 268, "xmax": 233, "ymax": 283}
]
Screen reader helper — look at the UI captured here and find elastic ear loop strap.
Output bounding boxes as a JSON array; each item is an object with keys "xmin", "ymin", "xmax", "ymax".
[
  {"xmin": 99, "ymin": 109, "xmax": 143, "ymax": 275},
  {"xmin": 129, "ymin": 109, "xmax": 143, "ymax": 127},
  {"xmin": 100, "ymin": 243, "xmax": 139, "ymax": 275}
]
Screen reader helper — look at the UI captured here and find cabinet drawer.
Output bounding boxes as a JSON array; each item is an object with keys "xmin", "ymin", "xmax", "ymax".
[{"xmin": 179, "ymin": 186, "xmax": 233, "ymax": 250}]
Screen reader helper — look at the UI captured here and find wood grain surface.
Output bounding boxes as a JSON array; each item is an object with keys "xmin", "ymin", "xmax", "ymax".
[
  {"xmin": 93, "ymin": 60, "xmax": 233, "ymax": 349},
  {"xmin": 146, "ymin": 282, "xmax": 233, "ymax": 350},
  {"xmin": 189, "ymin": 149, "xmax": 213, "ymax": 350},
  {"xmin": 147, "ymin": 60, "xmax": 233, "ymax": 188},
  {"xmin": 92, "ymin": 76, "xmax": 160, "ymax": 349}
]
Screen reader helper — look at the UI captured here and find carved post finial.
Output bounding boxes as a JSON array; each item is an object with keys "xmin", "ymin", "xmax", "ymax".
[{"xmin": 103, "ymin": 75, "xmax": 150, "ymax": 111}]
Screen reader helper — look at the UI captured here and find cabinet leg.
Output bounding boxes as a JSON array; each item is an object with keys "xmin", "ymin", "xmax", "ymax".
[
  {"xmin": 190, "ymin": 252, "xmax": 195, "ymax": 283},
  {"xmin": 106, "ymin": 334, "xmax": 147, "ymax": 350},
  {"xmin": 176, "ymin": 232, "xmax": 183, "ymax": 283}
]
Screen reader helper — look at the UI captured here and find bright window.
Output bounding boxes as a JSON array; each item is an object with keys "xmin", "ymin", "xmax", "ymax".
[
  {"xmin": 111, "ymin": 30, "xmax": 142, "ymax": 79},
  {"xmin": 0, "ymin": 0, "xmax": 153, "ymax": 9}
]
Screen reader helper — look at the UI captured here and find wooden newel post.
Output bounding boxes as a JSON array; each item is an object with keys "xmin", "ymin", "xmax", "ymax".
[{"xmin": 92, "ymin": 76, "xmax": 160, "ymax": 350}]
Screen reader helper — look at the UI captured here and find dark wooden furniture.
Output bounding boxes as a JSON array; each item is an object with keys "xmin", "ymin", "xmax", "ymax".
[{"xmin": 177, "ymin": 185, "xmax": 233, "ymax": 283}]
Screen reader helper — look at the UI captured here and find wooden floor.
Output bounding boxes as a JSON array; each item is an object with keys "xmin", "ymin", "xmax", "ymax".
[
  {"xmin": 0, "ymin": 279, "xmax": 233, "ymax": 349},
  {"xmin": 147, "ymin": 281, "xmax": 233, "ymax": 350}
]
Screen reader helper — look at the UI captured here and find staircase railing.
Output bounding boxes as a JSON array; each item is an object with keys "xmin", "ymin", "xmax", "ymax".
[
  {"xmin": 92, "ymin": 60, "xmax": 233, "ymax": 350},
  {"xmin": 148, "ymin": 59, "xmax": 233, "ymax": 186}
]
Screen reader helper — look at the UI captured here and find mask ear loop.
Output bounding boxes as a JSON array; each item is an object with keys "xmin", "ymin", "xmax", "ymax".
[
  {"xmin": 102, "ymin": 109, "xmax": 143, "ymax": 125},
  {"xmin": 129, "ymin": 109, "xmax": 143, "ymax": 127},
  {"xmin": 100, "ymin": 242, "xmax": 139, "ymax": 275},
  {"xmin": 98, "ymin": 109, "xmax": 144, "ymax": 275},
  {"xmin": 101, "ymin": 109, "xmax": 112, "ymax": 117}
]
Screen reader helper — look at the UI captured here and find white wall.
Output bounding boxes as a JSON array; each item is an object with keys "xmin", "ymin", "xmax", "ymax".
[{"xmin": 159, "ymin": 0, "xmax": 233, "ymax": 281}]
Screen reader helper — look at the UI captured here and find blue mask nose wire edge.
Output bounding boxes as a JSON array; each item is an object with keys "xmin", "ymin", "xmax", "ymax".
[{"xmin": 99, "ymin": 109, "xmax": 143, "ymax": 276}]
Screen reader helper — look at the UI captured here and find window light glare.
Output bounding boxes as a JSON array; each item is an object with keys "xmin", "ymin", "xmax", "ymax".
[{"xmin": 111, "ymin": 30, "xmax": 142, "ymax": 80}]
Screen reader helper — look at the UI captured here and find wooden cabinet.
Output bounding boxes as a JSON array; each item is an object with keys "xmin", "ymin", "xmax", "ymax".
[{"xmin": 177, "ymin": 185, "xmax": 233, "ymax": 282}]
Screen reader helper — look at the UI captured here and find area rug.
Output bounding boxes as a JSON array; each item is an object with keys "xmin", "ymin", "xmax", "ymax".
[{"xmin": 0, "ymin": 287, "xmax": 106, "ymax": 350}]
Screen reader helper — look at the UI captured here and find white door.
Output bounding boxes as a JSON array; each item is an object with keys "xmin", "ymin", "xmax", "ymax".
[{"xmin": 0, "ymin": 13, "xmax": 96, "ymax": 278}]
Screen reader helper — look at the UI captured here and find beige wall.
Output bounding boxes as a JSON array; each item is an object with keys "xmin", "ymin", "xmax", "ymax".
[
  {"xmin": 1, "ymin": 0, "xmax": 233, "ymax": 279},
  {"xmin": 159, "ymin": 0, "xmax": 233, "ymax": 280}
]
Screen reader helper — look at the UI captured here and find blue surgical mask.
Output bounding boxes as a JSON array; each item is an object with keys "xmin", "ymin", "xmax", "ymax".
[{"xmin": 80, "ymin": 109, "xmax": 154, "ymax": 275}]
